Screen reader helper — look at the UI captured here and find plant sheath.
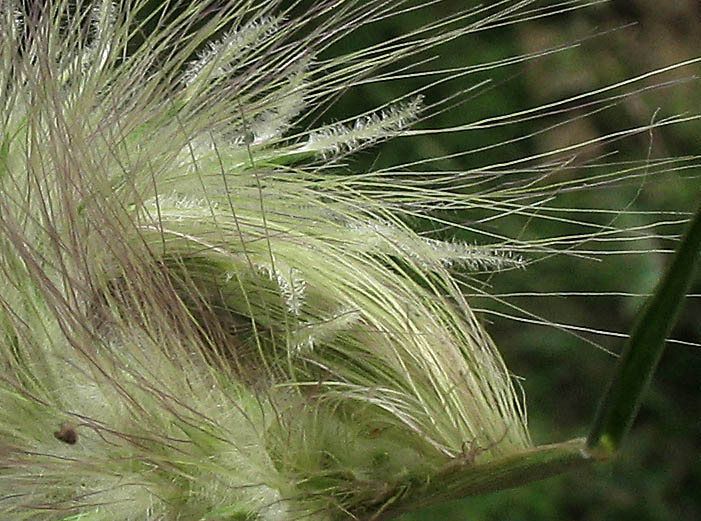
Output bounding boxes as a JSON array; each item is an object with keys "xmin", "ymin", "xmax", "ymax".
[{"xmin": 587, "ymin": 203, "xmax": 701, "ymax": 457}]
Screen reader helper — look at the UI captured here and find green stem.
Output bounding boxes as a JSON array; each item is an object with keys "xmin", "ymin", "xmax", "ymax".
[
  {"xmin": 372, "ymin": 438, "xmax": 594, "ymax": 521},
  {"xmin": 587, "ymin": 204, "xmax": 701, "ymax": 457}
]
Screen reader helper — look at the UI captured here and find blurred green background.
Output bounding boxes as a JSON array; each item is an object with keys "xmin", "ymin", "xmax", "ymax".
[{"xmin": 312, "ymin": 1, "xmax": 701, "ymax": 520}]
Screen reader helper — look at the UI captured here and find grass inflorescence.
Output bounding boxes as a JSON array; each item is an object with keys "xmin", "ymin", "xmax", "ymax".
[{"xmin": 0, "ymin": 1, "xmax": 698, "ymax": 520}]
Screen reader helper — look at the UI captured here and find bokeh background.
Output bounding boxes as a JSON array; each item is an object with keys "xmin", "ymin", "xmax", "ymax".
[{"xmin": 310, "ymin": 1, "xmax": 701, "ymax": 520}]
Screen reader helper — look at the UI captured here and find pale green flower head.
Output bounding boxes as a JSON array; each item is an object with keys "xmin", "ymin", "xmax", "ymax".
[{"xmin": 0, "ymin": 1, "xmax": 696, "ymax": 520}]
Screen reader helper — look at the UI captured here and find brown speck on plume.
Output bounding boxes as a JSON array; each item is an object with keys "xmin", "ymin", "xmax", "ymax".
[{"xmin": 54, "ymin": 423, "xmax": 78, "ymax": 445}]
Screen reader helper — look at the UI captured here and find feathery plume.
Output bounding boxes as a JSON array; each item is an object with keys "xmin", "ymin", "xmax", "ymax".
[{"xmin": 0, "ymin": 1, "xmax": 697, "ymax": 520}]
